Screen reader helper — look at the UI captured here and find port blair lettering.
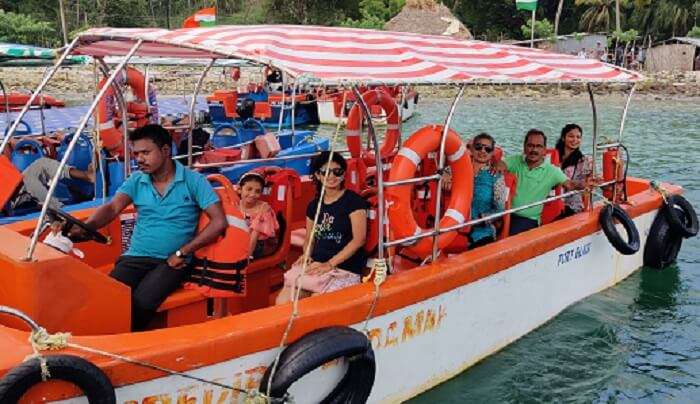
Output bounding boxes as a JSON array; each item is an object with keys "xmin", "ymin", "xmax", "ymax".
[{"xmin": 556, "ymin": 242, "xmax": 591, "ymax": 267}]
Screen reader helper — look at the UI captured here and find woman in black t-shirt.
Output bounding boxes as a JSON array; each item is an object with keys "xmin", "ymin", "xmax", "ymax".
[{"xmin": 276, "ymin": 152, "xmax": 368, "ymax": 304}]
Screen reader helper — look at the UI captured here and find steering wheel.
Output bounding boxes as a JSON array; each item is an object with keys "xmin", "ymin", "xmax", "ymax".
[{"xmin": 46, "ymin": 207, "xmax": 109, "ymax": 244}]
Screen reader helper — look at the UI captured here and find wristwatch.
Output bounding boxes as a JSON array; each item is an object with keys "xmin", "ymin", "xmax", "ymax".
[{"xmin": 175, "ymin": 249, "xmax": 184, "ymax": 258}]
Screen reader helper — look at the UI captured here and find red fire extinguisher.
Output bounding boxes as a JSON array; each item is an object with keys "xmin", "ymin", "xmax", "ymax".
[{"xmin": 602, "ymin": 147, "xmax": 624, "ymax": 202}]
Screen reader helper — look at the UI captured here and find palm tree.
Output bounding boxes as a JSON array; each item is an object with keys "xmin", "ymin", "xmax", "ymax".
[
  {"xmin": 655, "ymin": 1, "xmax": 691, "ymax": 36},
  {"xmin": 575, "ymin": 0, "xmax": 615, "ymax": 32},
  {"xmin": 633, "ymin": 0, "xmax": 694, "ymax": 38},
  {"xmin": 615, "ymin": 0, "xmax": 621, "ymax": 31},
  {"xmin": 554, "ymin": 0, "xmax": 565, "ymax": 37}
]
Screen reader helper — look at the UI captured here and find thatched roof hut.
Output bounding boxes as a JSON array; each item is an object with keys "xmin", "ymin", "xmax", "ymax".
[{"xmin": 384, "ymin": 0, "xmax": 472, "ymax": 40}]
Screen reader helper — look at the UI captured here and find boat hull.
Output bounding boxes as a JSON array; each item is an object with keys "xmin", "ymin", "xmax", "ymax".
[{"xmin": 41, "ymin": 203, "xmax": 661, "ymax": 403}]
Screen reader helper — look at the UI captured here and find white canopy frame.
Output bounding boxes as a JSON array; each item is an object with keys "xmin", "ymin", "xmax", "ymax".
[{"xmin": 5, "ymin": 25, "xmax": 641, "ymax": 271}]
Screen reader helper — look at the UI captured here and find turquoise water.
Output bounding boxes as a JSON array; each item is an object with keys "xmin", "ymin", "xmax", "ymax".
[{"xmin": 354, "ymin": 95, "xmax": 700, "ymax": 403}]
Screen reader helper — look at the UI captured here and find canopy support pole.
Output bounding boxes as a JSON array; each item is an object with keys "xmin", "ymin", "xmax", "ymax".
[
  {"xmin": 397, "ymin": 86, "xmax": 407, "ymax": 148},
  {"xmin": 530, "ymin": 9, "xmax": 536, "ymax": 49},
  {"xmin": 290, "ymin": 81, "xmax": 298, "ymax": 135},
  {"xmin": 144, "ymin": 64, "xmax": 152, "ymax": 105},
  {"xmin": 276, "ymin": 70, "xmax": 287, "ymax": 135},
  {"xmin": 0, "ymin": 37, "xmax": 79, "ymax": 154},
  {"xmin": 97, "ymin": 59, "xmax": 131, "ymax": 177},
  {"xmin": 93, "ymin": 59, "xmax": 107, "ymax": 200},
  {"xmin": 0, "ymin": 79, "xmax": 10, "ymax": 134},
  {"xmin": 618, "ymin": 84, "xmax": 635, "ymax": 146},
  {"xmin": 24, "ymin": 39, "xmax": 144, "ymax": 262},
  {"xmin": 121, "ymin": 65, "xmax": 130, "ymax": 179},
  {"xmin": 612, "ymin": 83, "xmax": 636, "ymax": 203},
  {"xmin": 353, "ymin": 85, "xmax": 384, "ymax": 261},
  {"xmin": 431, "ymin": 85, "xmax": 465, "ymax": 262},
  {"xmin": 587, "ymin": 83, "xmax": 598, "ymax": 212},
  {"xmin": 188, "ymin": 59, "xmax": 215, "ymax": 166},
  {"xmin": 39, "ymin": 68, "xmax": 50, "ymax": 135}
]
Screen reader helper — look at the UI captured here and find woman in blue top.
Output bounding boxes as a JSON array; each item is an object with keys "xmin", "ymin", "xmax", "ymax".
[{"xmin": 468, "ymin": 133, "xmax": 507, "ymax": 248}]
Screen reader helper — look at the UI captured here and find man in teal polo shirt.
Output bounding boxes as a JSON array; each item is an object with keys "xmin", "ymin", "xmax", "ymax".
[
  {"xmin": 505, "ymin": 129, "xmax": 588, "ymax": 236},
  {"xmin": 76, "ymin": 124, "xmax": 227, "ymax": 330}
]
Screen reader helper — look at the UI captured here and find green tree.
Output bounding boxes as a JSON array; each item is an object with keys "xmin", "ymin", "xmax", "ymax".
[
  {"xmin": 266, "ymin": 0, "xmax": 360, "ymax": 25},
  {"xmin": 521, "ymin": 18, "xmax": 555, "ymax": 39},
  {"xmin": 631, "ymin": 0, "xmax": 697, "ymax": 38},
  {"xmin": 343, "ymin": 0, "xmax": 405, "ymax": 29},
  {"xmin": 102, "ymin": 0, "xmax": 151, "ymax": 27},
  {"xmin": 0, "ymin": 9, "xmax": 56, "ymax": 46},
  {"xmin": 689, "ymin": 25, "xmax": 700, "ymax": 36},
  {"xmin": 451, "ymin": 0, "xmax": 524, "ymax": 40}
]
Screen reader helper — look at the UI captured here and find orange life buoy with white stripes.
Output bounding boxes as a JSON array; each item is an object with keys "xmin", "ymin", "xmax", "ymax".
[
  {"xmin": 186, "ymin": 174, "xmax": 250, "ymax": 297},
  {"xmin": 97, "ymin": 67, "xmax": 157, "ymax": 158},
  {"xmin": 346, "ymin": 89, "xmax": 400, "ymax": 167},
  {"xmin": 387, "ymin": 125, "xmax": 473, "ymax": 258}
]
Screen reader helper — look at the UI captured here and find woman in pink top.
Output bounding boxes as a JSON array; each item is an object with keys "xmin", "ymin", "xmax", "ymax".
[{"xmin": 237, "ymin": 172, "xmax": 279, "ymax": 259}]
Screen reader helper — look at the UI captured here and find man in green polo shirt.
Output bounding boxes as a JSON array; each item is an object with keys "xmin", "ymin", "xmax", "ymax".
[
  {"xmin": 505, "ymin": 129, "xmax": 588, "ymax": 236},
  {"xmin": 75, "ymin": 124, "xmax": 227, "ymax": 330}
]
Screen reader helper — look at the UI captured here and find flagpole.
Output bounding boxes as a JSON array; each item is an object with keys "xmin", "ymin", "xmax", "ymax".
[{"xmin": 530, "ymin": 9, "xmax": 536, "ymax": 48}]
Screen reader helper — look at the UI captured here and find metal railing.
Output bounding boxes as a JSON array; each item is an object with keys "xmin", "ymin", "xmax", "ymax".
[{"xmin": 384, "ymin": 180, "xmax": 617, "ymax": 249}]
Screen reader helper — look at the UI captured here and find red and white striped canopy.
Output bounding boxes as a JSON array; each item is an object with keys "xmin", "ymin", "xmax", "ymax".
[{"xmin": 75, "ymin": 25, "xmax": 641, "ymax": 84}]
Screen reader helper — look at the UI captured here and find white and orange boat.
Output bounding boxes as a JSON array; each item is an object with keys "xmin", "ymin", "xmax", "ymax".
[
  {"xmin": 0, "ymin": 91, "xmax": 66, "ymax": 112},
  {"xmin": 1, "ymin": 25, "xmax": 698, "ymax": 404},
  {"xmin": 316, "ymin": 86, "xmax": 418, "ymax": 125}
]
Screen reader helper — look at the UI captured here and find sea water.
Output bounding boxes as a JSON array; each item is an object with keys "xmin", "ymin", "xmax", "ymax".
[{"xmin": 320, "ymin": 94, "xmax": 699, "ymax": 403}]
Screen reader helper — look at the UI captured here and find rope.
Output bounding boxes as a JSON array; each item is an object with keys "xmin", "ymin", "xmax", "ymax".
[
  {"xmin": 0, "ymin": 307, "xmax": 278, "ymax": 402},
  {"xmin": 650, "ymin": 180, "xmax": 669, "ymax": 204},
  {"xmin": 591, "ymin": 189, "xmax": 614, "ymax": 206},
  {"xmin": 265, "ymin": 90, "xmax": 350, "ymax": 400},
  {"xmin": 361, "ymin": 258, "xmax": 388, "ymax": 333},
  {"xmin": 24, "ymin": 327, "xmax": 70, "ymax": 381}
]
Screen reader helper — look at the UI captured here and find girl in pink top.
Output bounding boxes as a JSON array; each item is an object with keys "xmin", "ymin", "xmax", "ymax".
[{"xmin": 238, "ymin": 172, "xmax": 279, "ymax": 259}]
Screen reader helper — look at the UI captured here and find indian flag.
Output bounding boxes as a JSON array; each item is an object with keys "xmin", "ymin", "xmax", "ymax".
[
  {"xmin": 182, "ymin": 7, "xmax": 216, "ymax": 28},
  {"xmin": 516, "ymin": 0, "xmax": 537, "ymax": 11}
]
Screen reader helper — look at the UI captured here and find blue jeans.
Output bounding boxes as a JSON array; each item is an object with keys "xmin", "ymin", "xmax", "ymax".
[{"xmin": 509, "ymin": 215, "xmax": 539, "ymax": 236}]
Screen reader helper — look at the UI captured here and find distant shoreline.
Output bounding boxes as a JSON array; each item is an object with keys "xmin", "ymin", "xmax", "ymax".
[{"xmin": 1, "ymin": 66, "xmax": 698, "ymax": 106}]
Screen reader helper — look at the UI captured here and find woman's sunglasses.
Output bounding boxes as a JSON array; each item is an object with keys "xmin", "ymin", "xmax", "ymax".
[
  {"xmin": 473, "ymin": 143, "xmax": 494, "ymax": 153},
  {"xmin": 319, "ymin": 167, "xmax": 346, "ymax": 177}
]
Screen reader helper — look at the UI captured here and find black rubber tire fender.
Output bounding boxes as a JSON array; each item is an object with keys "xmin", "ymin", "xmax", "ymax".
[
  {"xmin": 599, "ymin": 204, "xmax": 640, "ymax": 255},
  {"xmin": 259, "ymin": 326, "xmax": 375, "ymax": 404},
  {"xmin": 0, "ymin": 354, "xmax": 115, "ymax": 404},
  {"xmin": 662, "ymin": 194, "xmax": 698, "ymax": 238},
  {"xmin": 644, "ymin": 208, "xmax": 683, "ymax": 269}
]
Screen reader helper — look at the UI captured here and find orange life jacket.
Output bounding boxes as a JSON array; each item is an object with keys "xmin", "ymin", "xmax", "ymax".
[{"xmin": 186, "ymin": 174, "xmax": 250, "ymax": 297}]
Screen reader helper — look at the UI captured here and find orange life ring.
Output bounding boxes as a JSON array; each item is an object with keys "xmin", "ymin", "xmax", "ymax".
[
  {"xmin": 387, "ymin": 125, "xmax": 473, "ymax": 258},
  {"xmin": 345, "ymin": 89, "xmax": 400, "ymax": 166},
  {"xmin": 185, "ymin": 174, "xmax": 250, "ymax": 297},
  {"xmin": 97, "ymin": 67, "xmax": 157, "ymax": 158}
]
